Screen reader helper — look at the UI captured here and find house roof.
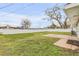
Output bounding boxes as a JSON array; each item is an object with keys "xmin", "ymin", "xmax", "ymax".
[
  {"xmin": 64, "ymin": 3, "xmax": 79, "ymax": 9},
  {"xmin": 0, "ymin": 23, "xmax": 20, "ymax": 27}
]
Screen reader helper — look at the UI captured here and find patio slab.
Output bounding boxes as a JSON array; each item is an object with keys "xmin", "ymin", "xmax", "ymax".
[
  {"xmin": 54, "ymin": 39, "xmax": 79, "ymax": 50},
  {"xmin": 44, "ymin": 34, "xmax": 79, "ymax": 50}
]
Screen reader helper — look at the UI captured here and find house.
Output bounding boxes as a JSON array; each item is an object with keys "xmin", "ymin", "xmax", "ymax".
[
  {"xmin": 64, "ymin": 3, "xmax": 79, "ymax": 37},
  {"xmin": 0, "ymin": 23, "xmax": 21, "ymax": 29}
]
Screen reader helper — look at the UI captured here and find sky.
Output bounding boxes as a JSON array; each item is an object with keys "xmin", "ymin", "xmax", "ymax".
[{"xmin": 0, "ymin": 3, "xmax": 65, "ymax": 28}]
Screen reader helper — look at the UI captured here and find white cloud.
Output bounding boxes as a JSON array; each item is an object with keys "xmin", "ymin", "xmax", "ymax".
[
  {"xmin": 0, "ymin": 11, "xmax": 26, "ymax": 26},
  {"xmin": 0, "ymin": 11, "xmax": 52, "ymax": 28}
]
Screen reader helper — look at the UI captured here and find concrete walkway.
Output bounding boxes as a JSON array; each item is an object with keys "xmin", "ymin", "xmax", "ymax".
[
  {"xmin": 44, "ymin": 34, "xmax": 79, "ymax": 50},
  {"xmin": 44, "ymin": 34, "xmax": 78, "ymax": 40}
]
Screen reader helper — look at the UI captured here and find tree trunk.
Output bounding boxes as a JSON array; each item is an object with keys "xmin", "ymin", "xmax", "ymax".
[
  {"xmin": 64, "ymin": 17, "xmax": 68, "ymax": 28},
  {"xmin": 56, "ymin": 19, "xmax": 63, "ymax": 28}
]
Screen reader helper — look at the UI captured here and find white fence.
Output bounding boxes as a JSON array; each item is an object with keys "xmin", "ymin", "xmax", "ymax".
[{"xmin": 0, "ymin": 29, "xmax": 71, "ymax": 34}]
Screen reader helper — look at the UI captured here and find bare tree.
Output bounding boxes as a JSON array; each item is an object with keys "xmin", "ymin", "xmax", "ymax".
[
  {"xmin": 63, "ymin": 17, "xmax": 68, "ymax": 28},
  {"xmin": 21, "ymin": 18, "xmax": 31, "ymax": 29},
  {"xmin": 47, "ymin": 23, "xmax": 57, "ymax": 29},
  {"xmin": 44, "ymin": 6, "xmax": 69, "ymax": 28}
]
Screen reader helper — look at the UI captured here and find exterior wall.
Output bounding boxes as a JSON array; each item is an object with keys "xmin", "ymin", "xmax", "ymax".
[
  {"xmin": 64, "ymin": 4, "xmax": 79, "ymax": 37},
  {"xmin": 64, "ymin": 6, "xmax": 79, "ymax": 21}
]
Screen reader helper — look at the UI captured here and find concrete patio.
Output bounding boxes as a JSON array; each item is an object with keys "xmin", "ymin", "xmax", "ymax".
[{"xmin": 44, "ymin": 34, "xmax": 79, "ymax": 50}]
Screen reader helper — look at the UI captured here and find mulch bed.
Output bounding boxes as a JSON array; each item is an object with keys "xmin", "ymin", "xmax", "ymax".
[{"xmin": 67, "ymin": 39, "xmax": 79, "ymax": 47}]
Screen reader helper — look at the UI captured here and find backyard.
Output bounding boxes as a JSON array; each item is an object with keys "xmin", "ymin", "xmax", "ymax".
[{"xmin": 0, "ymin": 31, "xmax": 79, "ymax": 56}]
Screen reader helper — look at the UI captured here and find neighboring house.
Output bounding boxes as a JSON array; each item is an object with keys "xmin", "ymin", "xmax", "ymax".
[
  {"xmin": 0, "ymin": 24, "xmax": 21, "ymax": 29},
  {"xmin": 64, "ymin": 3, "xmax": 79, "ymax": 37}
]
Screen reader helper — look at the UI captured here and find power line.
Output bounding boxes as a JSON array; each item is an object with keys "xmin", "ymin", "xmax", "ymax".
[
  {"xmin": 0, "ymin": 4, "xmax": 34, "ymax": 17},
  {"xmin": 0, "ymin": 3, "xmax": 14, "ymax": 9}
]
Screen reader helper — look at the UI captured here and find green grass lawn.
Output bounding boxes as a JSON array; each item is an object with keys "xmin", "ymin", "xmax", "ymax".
[{"xmin": 0, "ymin": 31, "xmax": 79, "ymax": 56}]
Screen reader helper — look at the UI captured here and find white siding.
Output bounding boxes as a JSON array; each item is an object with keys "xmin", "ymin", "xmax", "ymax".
[{"xmin": 64, "ymin": 4, "xmax": 79, "ymax": 36}]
